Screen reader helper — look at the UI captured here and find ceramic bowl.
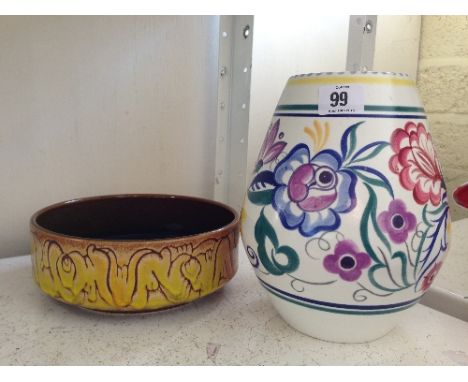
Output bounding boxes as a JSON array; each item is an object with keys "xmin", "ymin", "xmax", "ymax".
[
  {"xmin": 453, "ymin": 182, "xmax": 468, "ymax": 209},
  {"xmin": 30, "ymin": 194, "xmax": 239, "ymax": 313}
]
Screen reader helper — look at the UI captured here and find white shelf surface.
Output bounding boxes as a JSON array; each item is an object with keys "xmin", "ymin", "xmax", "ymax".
[
  {"xmin": 1, "ymin": 247, "xmax": 468, "ymax": 365},
  {"xmin": 434, "ymin": 218, "xmax": 468, "ymax": 296},
  {"xmin": 420, "ymin": 218, "xmax": 468, "ymax": 322}
]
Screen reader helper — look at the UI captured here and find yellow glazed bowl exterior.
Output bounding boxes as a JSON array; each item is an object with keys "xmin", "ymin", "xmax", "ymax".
[{"xmin": 30, "ymin": 196, "xmax": 239, "ymax": 312}]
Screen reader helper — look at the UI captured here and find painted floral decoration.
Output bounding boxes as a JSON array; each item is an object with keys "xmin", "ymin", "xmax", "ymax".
[
  {"xmin": 245, "ymin": 117, "xmax": 450, "ymax": 305},
  {"xmin": 246, "ymin": 245, "xmax": 259, "ymax": 268},
  {"xmin": 323, "ymin": 240, "xmax": 371, "ymax": 282},
  {"xmin": 421, "ymin": 262, "xmax": 443, "ymax": 291},
  {"xmin": 272, "ymin": 144, "xmax": 357, "ymax": 237},
  {"xmin": 378, "ymin": 199, "xmax": 416, "ymax": 244},
  {"xmin": 255, "ymin": 119, "xmax": 287, "ymax": 172},
  {"xmin": 389, "ymin": 122, "xmax": 443, "ymax": 206}
]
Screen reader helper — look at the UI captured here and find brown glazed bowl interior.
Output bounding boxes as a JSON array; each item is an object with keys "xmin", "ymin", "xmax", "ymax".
[{"xmin": 30, "ymin": 194, "xmax": 239, "ymax": 313}]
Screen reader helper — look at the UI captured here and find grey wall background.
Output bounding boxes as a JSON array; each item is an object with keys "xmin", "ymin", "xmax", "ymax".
[
  {"xmin": 0, "ymin": 16, "xmax": 219, "ymax": 258},
  {"xmin": 417, "ymin": 15, "xmax": 468, "ymax": 221}
]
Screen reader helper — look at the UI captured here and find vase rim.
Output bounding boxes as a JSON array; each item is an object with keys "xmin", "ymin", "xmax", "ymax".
[{"xmin": 290, "ymin": 70, "xmax": 410, "ymax": 79}]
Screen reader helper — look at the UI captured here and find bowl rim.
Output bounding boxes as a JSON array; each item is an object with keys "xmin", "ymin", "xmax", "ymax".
[{"xmin": 30, "ymin": 193, "xmax": 240, "ymax": 243}]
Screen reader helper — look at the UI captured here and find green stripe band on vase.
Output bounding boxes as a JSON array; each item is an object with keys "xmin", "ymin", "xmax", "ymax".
[{"xmin": 275, "ymin": 104, "xmax": 425, "ymax": 113}]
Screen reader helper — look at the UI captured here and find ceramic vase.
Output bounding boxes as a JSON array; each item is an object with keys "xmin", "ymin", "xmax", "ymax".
[{"xmin": 241, "ymin": 71, "xmax": 451, "ymax": 343}]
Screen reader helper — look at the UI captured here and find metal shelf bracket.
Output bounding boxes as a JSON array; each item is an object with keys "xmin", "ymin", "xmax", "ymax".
[
  {"xmin": 346, "ymin": 15, "xmax": 378, "ymax": 71},
  {"xmin": 213, "ymin": 15, "xmax": 254, "ymax": 211}
]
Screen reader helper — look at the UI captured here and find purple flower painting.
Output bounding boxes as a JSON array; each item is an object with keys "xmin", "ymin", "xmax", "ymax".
[
  {"xmin": 378, "ymin": 199, "xmax": 417, "ymax": 244},
  {"xmin": 323, "ymin": 240, "xmax": 371, "ymax": 282},
  {"xmin": 255, "ymin": 119, "xmax": 287, "ymax": 172}
]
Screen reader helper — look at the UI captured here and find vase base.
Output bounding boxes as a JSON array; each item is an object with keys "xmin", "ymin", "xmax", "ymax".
[{"xmin": 269, "ymin": 293, "xmax": 410, "ymax": 343}]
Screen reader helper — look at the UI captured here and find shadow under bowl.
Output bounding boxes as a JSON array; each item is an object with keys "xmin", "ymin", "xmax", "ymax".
[{"xmin": 30, "ymin": 194, "xmax": 239, "ymax": 313}]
